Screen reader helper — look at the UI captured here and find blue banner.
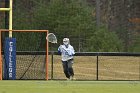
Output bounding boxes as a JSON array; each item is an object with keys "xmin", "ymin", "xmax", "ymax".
[{"xmin": 4, "ymin": 38, "xmax": 16, "ymax": 80}]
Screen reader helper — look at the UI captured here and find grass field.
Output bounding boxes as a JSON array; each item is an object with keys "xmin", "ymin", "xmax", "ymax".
[{"xmin": 0, "ymin": 80, "xmax": 140, "ymax": 93}]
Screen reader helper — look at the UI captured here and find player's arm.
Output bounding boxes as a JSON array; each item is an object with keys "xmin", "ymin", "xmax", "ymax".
[
  {"xmin": 58, "ymin": 45, "xmax": 62, "ymax": 55},
  {"xmin": 71, "ymin": 46, "xmax": 75, "ymax": 55},
  {"xmin": 68, "ymin": 46, "xmax": 75, "ymax": 56}
]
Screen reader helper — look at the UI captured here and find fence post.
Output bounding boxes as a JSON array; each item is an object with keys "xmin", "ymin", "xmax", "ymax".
[
  {"xmin": 51, "ymin": 51, "xmax": 54, "ymax": 80},
  {"xmin": 96, "ymin": 53, "xmax": 99, "ymax": 80},
  {"xmin": 139, "ymin": 60, "xmax": 140, "ymax": 81}
]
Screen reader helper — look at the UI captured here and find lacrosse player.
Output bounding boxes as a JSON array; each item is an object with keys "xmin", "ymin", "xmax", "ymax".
[{"xmin": 58, "ymin": 38, "xmax": 75, "ymax": 80}]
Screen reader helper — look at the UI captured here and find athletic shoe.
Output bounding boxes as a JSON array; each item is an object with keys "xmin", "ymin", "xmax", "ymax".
[
  {"xmin": 67, "ymin": 78, "xmax": 71, "ymax": 81},
  {"xmin": 70, "ymin": 76, "xmax": 76, "ymax": 80},
  {"xmin": 72, "ymin": 77, "xmax": 76, "ymax": 80}
]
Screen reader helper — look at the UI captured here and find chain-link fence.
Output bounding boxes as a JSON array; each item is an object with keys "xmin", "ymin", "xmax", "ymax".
[{"xmin": 49, "ymin": 52, "xmax": 140, "ymax": 80}]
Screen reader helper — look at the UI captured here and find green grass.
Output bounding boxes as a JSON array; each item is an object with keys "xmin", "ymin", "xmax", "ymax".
[{"xmin": 0, "ymin": 80, "xmax": 140, "ymax": 93}]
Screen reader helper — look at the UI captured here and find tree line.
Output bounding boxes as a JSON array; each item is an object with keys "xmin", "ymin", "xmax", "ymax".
[{"xmin": 0, "ymin": 0, "xmax": 139, "ymax": 52}]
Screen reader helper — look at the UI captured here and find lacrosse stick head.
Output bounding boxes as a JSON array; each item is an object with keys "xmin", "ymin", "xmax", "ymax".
[{"xmin": 46, "ymin": 33, "xmax": 57, "ymax": 43}]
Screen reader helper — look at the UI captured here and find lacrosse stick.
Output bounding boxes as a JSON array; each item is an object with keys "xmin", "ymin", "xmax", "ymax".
[{"xmin": 46, "ymin": 33, "xmax": 57, "ymax": 43}]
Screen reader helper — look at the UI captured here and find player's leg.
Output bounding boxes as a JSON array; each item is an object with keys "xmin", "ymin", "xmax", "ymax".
[
  {"xmin": 62, "ymin": 61, "xmax": 70, "ymax": 79},
  {"xmin": 67, "ymin": 59, "xmax": 75, "ymax": 80}
]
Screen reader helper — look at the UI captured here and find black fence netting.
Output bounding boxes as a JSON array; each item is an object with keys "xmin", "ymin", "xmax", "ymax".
[
  {"xmin": 1, "ymin": 30, "xmax": 47, "ymax": 80},
  {"xmin": 50, "ymin": 52, "xmax": 140, "ymax": 80}
]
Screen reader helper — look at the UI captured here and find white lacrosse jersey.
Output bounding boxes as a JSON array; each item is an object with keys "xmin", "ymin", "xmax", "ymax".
[{"xmin": 58, "ymin": 44, "xmax": 75, "ymax": 61}]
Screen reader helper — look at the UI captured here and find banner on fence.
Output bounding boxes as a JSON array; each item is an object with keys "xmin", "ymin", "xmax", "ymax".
[{"xmin": 4, "ymin": 38, "xmax": 16, "ymax": 80}]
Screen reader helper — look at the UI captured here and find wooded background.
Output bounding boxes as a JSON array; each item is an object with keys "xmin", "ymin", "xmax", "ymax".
[{"xmin": 0, "ymin": 0, "xmax": 140, "ymax": 52}]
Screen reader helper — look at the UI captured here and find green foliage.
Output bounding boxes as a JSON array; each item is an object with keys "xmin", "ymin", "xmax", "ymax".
[
  {"xmin": 34, "ymin": 0, "xmax": 95, "ymax": 35},
  {"xmin": 33, "ymin": 0, "xmax": 96, "ymax": 51},
  {"xmin": 129, "ymin": 35, "xmax": 140, "ymax": 52},
  {"xmin": 13, "ymin": 0, "xmax": 35, "ymax": 29},
  {"xmin": 0, "ymin": 17, "xmax": 5, "ymax": 29},
  {"xmin": 13, "ymin": 32, "xmax": 44, "ymax": 51},
  {"xmin": 12, "ymin": 0, "xmax": 124, "ymax": 52},
  {"xmin": 86, "ymin": 26, "xmax": 123, "ymax": 52}
]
